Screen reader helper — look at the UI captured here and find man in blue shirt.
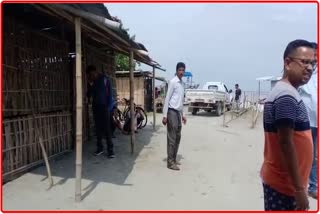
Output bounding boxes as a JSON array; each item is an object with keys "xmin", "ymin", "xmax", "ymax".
[
  {"xmin": 87, "ymin": 65, "xmax": 115, "ymax": 158},
  {"xmin": 300, "ymin": 42, "xmax": 318, "ymax": 199}
]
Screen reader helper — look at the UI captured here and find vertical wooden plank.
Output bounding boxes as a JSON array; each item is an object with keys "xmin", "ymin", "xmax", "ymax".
[
  {"xmin": 67, "ymin": 114, "xmax": 71, "ymax": 150},
  {"xmin": 44, "ymin": 116, "xmax": 49, "ymax": 156},
  {"xmin": 55, "ymin": 114, "xmax": 59, "ymax": 154},
  {"xmin": 25, "ymin": 69, "xmax": 30, "ymax": 114},
  {"xmin": 46, "ymin": 115, "xmax": 52, "ymax": 157},
  {"xmin": 67, "ymin": 114, "xmax": 70, "ymax": 149},
  {"xmin": 22, "ymin": 118, "xmax": 28, "ymax": 166},
  {"xmin": 75, "ymin": 17, "xmax": 83, "ymax": 202},
  {"xmin": 12, "ymin": 120, "xmax": 19, "ymax": 170},
  {"xmin": 12, "ymin": 60, "xmax": 17, "ymax": 116},
  {"xmin": 33, "ymin": 117, "xmax": 37, "ymax": 162},
  {"xmin": 129, "ymin": 50, "xmax": 135, "ymax": 154},
  {"xmin": 63, "ymin": 114, "xmax": 67, "ymax": 152},
  {"xmin": 56, "ymin": 115, "xmax": 59, "ymax": 154},
  {"xmin": 61, "ymin": 114, "xmax": 65, "ymax": 152},
  {"xmin": 53, "ymin": 113, "xmax": 60, "ymax": 155},
  {"xmin": 152, "ymin": 66, "xmax": 156, "ymax": 130},
  {"xmin": 51, "ymin": 116, "xmax": 55, "ymax": 155},
  {"xmin": 4, "ymin": 123, "xmax": 14, "ymax": 174},
  {"xmin": 36, "ymin": 116, "xmax": 40, "ymax": 161},
  {"xmin": 3, "ymin": 126, "xmax": 8, "ymax": 174},
  {"xmin": 51, "ymin": 115, "xmax": 55, "ymax": 155},
  {"xmin": 2, "ymin": 124, "xmax": 7, "ymax": 174},
  {"xmin": 28, "ymin": 117, "xmax": 34, "ymax": 163},
  {"xmin": 59, "ymin": 114, "xmax": 63, "ymax": 152},
  {"xmin": 60, "ymin": 114, "xmax": 63, "ymax": 152}
]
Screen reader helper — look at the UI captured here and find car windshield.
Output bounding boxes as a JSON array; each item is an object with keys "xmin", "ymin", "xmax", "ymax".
[{"xmin": 208, "ymin": 85, "xmax": 218, "ymax": 90}]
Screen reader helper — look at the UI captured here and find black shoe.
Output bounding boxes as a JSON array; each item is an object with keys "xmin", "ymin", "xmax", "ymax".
[
  {"xmin": 175, "ymin": 160, "xmax": 181, "ymax": 165},
  {"xmin": 107, "ymin": 152, "xmax": 115, "ymax": 159},
  {"xmin": 167, "ymin": 164, "xmax": 180, "ymax": 171},
  {"xmin": 94, "ymin": 150, "xmax": 104, "ymax": 156}
]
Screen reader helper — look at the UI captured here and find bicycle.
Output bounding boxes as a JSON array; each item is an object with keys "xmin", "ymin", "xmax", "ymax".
[{"xmin": 114, "ymin": 98, "xmax": 148, "ymax": 129}]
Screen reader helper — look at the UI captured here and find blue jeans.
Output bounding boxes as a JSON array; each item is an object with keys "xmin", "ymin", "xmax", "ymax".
[{"xmin": 309, "ymin": 127, "xmax": 318, "ymax": 193}]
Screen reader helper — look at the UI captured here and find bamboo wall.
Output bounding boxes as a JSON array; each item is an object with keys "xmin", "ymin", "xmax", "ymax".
[
  {"xmin": 3, "ymin": 14, "xmax": 117, "ymax": 181},
  {"xmin": 2, "ymin": 17, "xmax": 73, "ymax": 180},
  {"xmin": 2, "ymin": 112, "xmax": 72, "ymax": 179},
  {"xmin": 3, "ymin": 22, "xmax": 72, "ymax": 117},
  {"xmin": 116, "ymin": 77, "xmax": 145, "ymax": 107}
]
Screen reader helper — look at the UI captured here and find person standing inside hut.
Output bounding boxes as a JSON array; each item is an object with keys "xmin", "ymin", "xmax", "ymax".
[
  {"xmin": 162, "ymin": 62, "xmax": 187, "ymax": 171},
  {"xmin": 86, "ymin": 65, "xmax": 115, "ymax": 158}
]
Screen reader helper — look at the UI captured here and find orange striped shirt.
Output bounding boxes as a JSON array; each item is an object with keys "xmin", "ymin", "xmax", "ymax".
[{"xmin": 261, "ymin": 81, "xmax": 313, "ymax": 196}]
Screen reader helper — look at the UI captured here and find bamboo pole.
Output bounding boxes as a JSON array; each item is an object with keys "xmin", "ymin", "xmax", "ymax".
[
  {"xmin": 152, "ymin": 66, "xmax": 156, "ymax": 130},
  {"xmin": 25, "ymin": 72, "xmax": 53, "ymax": 190},
  {"xmin": 222, "ymin": 101, "xmax": 226, "ymax": 127},
  {"xmin": 74, "ymin": 17, "xmax": 83, "ymax": 202},
  {"xmin": 38, "ymin": 135, "xmax": 53, "ymax": 188},
  {"xmin": 129, "ymin": 50, "xmax": 135, "ymax": 154}
]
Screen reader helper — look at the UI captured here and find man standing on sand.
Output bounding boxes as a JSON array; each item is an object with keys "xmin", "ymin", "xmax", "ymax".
[
  {"xmin": 234, "ymin": 84, "xmax": 241, "ymax": 111},
  {"xmin": 299, "ymin": 42, "xmax": 318, "ymax": 199},
  {"xmin": 261, "ymin": 39, "xmax": 316, "ymax": 211},
  {"xmin": 162, "ymin": 62, "xmax": 187, "ymax": 171}
]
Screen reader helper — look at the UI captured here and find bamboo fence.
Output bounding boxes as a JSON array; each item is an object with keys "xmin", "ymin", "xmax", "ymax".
[
  {"xmin": 3, "ymin": 15, "xmax": 117, "ymax": 181},
  {"xmin": 2, "ymin": 17, "xmax": 73, "ymax": 181}
]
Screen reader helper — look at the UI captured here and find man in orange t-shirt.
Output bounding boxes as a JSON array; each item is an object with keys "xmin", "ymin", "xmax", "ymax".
[{"xmin": 261, "ymin": 39, "xmax": 316, "ymax": 211}]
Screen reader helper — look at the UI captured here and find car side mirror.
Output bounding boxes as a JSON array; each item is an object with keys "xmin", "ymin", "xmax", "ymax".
[{"xmin": 228, "ymin": 89, "xmax": 233, "ymax": 93}]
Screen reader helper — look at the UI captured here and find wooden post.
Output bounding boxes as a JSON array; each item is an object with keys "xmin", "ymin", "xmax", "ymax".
[
  {"xmin": 152, "ymin": 66, "xmax": 156, "ymax": 130},
  {"xmin": 258, "ymin": 81, "xmax": 261, "ymax": 101},
  {"xmin": 129, "ymin": 50, "xmax": 135, "ymax": 154},
  {"xmin": 74, "ymin": 17, "xmax": 83, "ymax": 202},
  {"xmin": 38, "ymin": 135, "xmax": 53, "ymax": 188},
  {"xmin": 222, "ymin": 101, "xmax": 226, "ymax": 127}
]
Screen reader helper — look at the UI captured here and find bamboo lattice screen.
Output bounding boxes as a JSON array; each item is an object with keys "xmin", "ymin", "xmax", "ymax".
[{"xmin": 2, "ymin": 17, "xmax": 73, "ymax": 180}]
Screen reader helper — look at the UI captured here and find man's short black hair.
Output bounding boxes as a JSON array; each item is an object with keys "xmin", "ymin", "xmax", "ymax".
[
  {"xmin": 176, "ymin": 62, "xmax": 186, "ymax": 71},
  {"xmin": 283, "ymin": 39, "xmax": 314, "ymax": 59},
  {"xmin": 311, "ymin": 42, "xmax": 318, "ymax": 50},
  {"xmin": 235, "ymin": 84, "xmax": 239, "ymax": 87},
  {"xmin": 86, "ymin": 65, "xmax": 96, "ymax": 73}
]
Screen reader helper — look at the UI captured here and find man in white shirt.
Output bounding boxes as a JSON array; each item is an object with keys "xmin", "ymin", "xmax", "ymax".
[
  {"xmin": 162, "ymin": 62, "xmax": 187, "ymax": 170},
  {"xmin": 300, "ymin": 42, "xmax": 318, "ymax": 199}
]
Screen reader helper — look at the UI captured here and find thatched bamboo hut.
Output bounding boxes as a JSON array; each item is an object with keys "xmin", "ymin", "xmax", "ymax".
[{"xmin": 2, "ymin": 3, "xmax": 164, "ymax": 201}]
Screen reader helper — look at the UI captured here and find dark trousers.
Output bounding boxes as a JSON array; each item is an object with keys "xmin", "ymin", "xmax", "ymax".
[
  {"xmin": 110, "ymin": 112, "xmax": 116, "ymax": 136},
  {"xmin": 309, "ymin": 127, "xmax": 318, "ymax": 192},
  {"xmin": 92, "ymin": 105, "xmax": 114, "ymax": 153},
  {"xmin": 167, "ymin": 108, "xmax": 182, "ymax": 165},
  {"xmin": 263, "ymin": 183, "xmax": 296, "ymax": 211}
]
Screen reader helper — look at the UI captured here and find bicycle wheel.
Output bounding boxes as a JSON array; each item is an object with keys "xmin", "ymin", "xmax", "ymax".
[
  {"xmin": 123, "ymin": 107, "xmax": 130, "ymax": 121},
  {"xmin": 136, "ymin": 107, "xmax": 147, "ymax": 129},
  {"xmin": 114, "ymin": 108, "xmax": 124, "ymax": 122}
]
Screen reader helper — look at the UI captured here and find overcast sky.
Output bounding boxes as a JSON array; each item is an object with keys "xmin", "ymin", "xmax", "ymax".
[{"xmin": 106, "ymin": 3, "xmax": 317, "ymax": 91}]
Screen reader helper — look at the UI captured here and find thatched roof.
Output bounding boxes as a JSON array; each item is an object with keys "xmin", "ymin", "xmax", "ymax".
[
  {"xmin": 3, "ymin": 3, "xmax": 163, "ymax": 70},
  {"xmin": 67, "ymin": 4, "xmax": 112, "ymax": 19}
]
